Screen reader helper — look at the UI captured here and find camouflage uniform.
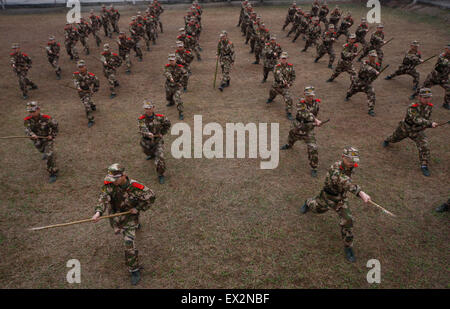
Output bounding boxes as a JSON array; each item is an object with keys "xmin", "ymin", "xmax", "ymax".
[
  {"xmin": 329, "ymin": 8, "xmax": 341, "ymax": 28},
  {"xmin": 267, "ymin": 56, "xmax": 296, "ymax": 116},
  {"xmin": 336, "ymin": 15, "xmax": 353, "ymax": 39},
  {"xmin": 144, "ymin": 13, "xmax": 157, "ymax": 45},
  {"xmin": 109, "ymin": 6, "xmax": 120, "ymax": 33},
  {"xmin": 305, "ymin": 160, "xmax": 362, "ymax": 248},
  {"xmin": 101, "ymin": 6, "xmax": 112, "ymax": 37},
  {"xmin": 311, "ymin": 1, "xmax": 320, "ymax": 17},
  {"xmin": 24, "ymin": 107, "xmax": 58, "ymax": 177},
  {"xmin": 118, "ymin": 34, "xmax": 135, "ymax": 72},
  {"xmin": 237, "ymin": 1, "xmax": 248, "ymax": 27},
  {"xmin": 346, "ymin": 58, "xmax": 381, "ymax": 114},
  {"xmin": 95, "ymin": 175, "xmax": 155, "ymax": 272},
  {"xmin": 100, "ymin": 47, "xmax": 122, "ymax": 97},
  {"xmin": 178, "ymin": 31, "xmax": 201, "ymax": 61},
  {"xmin": 45, "ymin": 40, "xmax": 61, "ymax": 78},
  {"xmin": 175, "ymin": 46, "xmax": 194, "ymax": 90},
  {"xmin": 287, "ymin": 9, "xmax": 303, "ymax": 39},
  {"xmin": 385, "ymin": 100, "xmax": 434, "ymax": 168},
  {"xmin": 355, "ymin": 20, "xmax": 369, "ymax": 48},
  {"xmin": 10, "ymin": 47, "xmax": 37, "ymax": 98},
  {"xmin": 293, "ymin": 12, "xmax": 311, "ymax": 42},
  {"xmin": 282, "ymin": 4, "xmax": 297, "ymax": 30},
  {"xmin": 262, "ymin": 40, "xmax": 282, "ymax": 82},
  {"xmin": 64, "ymin": 24, "xmax": 79, "ymax": 61},
  {"xmin": 285, "ymin": 97, "xmax": 321, "ymax": 169},
  {"xmin": 138, "ymin": 110, "xmax": 171, "ymax": 177},
  {"xmin": 254, "ymin": 26, "xmax": 270, "ymax": 64},
  {"xmin": 72, "ymin": 65, "xmax": 100, "ymax": 125},
  {"xmin": 89, "ymin": 12, "xmax": 103, "ymax": 47},
  {"xmin": 318, "ymin": 5, "xmax": 330, "ymax": 29},
  {"xmin": 302, "ymin": 20, "xmax": 321, "ymax": 52},
  {"xmin": 131, "ymin": 18, "xmax": 149, "ymax": 52},
  {"xmin": 358, "ymin": 29, "xmax": 385, "ymax": 65},
  {"xmin": 77, "ymin": 19, "xmax": 91, "ymax": 55},
  {"xmin": 315, "ymin": 28, "xmax": 337, "ymax": 67},
  {"xmin": 164, "ymin": 58, "xmax": 188, "ymax": 118},
  {"xmin": 328, "ymin": 41, "xmax": 358, "ymax": 81},
  {"xmin": 217, "ymin": 37, "xmax": 235, "ymax": 87},
  {"xmin": 386, "ymin": 48, "xmax": 422, "ymax": 90}
]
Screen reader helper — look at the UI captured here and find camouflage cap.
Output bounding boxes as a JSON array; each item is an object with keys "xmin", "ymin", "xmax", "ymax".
[
  {"xmin": 104, "ymin": 163, "xmax": 125, "ymax": 182},
  {"xmin": 304, "ymin": 86, "xmax": 315, "ymax": 96},
  {"xmin": 143, "ymin": 99, "xmax": 155, "ymax": 109},
  {"xmin": 304, "ymin": 86, "xmax": 315, "ymax": 92},
  {"xmin": 313, "ymin": 16, "xmax": 319, "ymax": 21},
  {"xmin": 11, "ymin": 43, "xmax": 20, "ymax": 49},
  {"xmin": 270, "ymin": 35, "xmax": 276, "ymax": 40},
  {"xmin": 411, "ymin": 40, "xmax": 419, "ymax": 46},
  {"xmin": 343, "ymin": 146, "xmax": 360, "ymax": 163},
  {"xmin": 377, "ymin": 23, "xmax": 384, "ymax": 28},
  {"xmin": 179, "ymin": 27, "xmax": 185, "ymax": 32},
  {"xmin": 131, "ymin": 16, "xmax": 136, "ymax": 21},
  {"xmin": 26, "ymin": 101, "xmax": 40, "ymax": 112},
  {"xmin": 103, "ymin": 43, "xmax": 110, "ymax": 51},
  {"xmin": 222, "ymin": 30, "xmax": 228, "ymax": 35},
  {"xmin": 219, "ymin": 33, "xmax": 225, "ymax": 38},
  {"xmin": 348, "ymin": 33, "xmax": 356, "ymax": 39},
  {"xmin": 168, "ymin": 53, "xmax": 176, "ymax": 61},
  {"xmin": 119, "ymin": 31, "xmax": 125, "ymax": 35},
  {"xmin": 77, "ymin": 60, "xmax": 86, "ymax": 67},
  {"xmin": 280, "ymin": 52, "xmax": 288, "ymax": 59},
  {"xmin": 368, "ymin": 50, "xmax": 377, "ymax": 57},
  {"xmin": 49, "ymin": 35, "xmax": 55, "ymax": 41},
  {"xmin": 361, "ymin": 17, "xmax": 367, "ymax": 22},
  {"xmin": 90, "ymin": 9, "xmax": 94, "ymax": 13},
  {"xmin": 419, "ymin": 88, "xmax": 432, "ymax": 97},
  {"xmin": 328, "ymin": 24, "xmax": 335, "ymax": 29},
  {"xmin": 176, "ymin": 41, "xmax": 184, "ymax": 47}
]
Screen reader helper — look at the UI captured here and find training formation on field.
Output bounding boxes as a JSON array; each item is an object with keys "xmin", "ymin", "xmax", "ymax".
[{"xmin": 0, "ymin": 0, "xmax": 448, "ymax": 289}]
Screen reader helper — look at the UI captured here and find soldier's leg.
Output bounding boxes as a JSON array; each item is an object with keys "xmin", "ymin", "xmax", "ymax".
[
  {"xmin": 287, "ymin": 128, "xmax": 302, "ymax": 147},
  {"xmin": 328, "ymin": 47, "xmax": 336, "ymax": 67},
  {"xmin": 441, "ymin": 80, "xmax": 450, "ymax": 109},
  {"xmin": 331, "ymin": 200, "xmax": 354, "ymax": 248},
  {"xmin": 305, "ymin": 192, "xmax": 330, "ymax": 214},
  {"xmin": 18, "ymin": 73, "xmax": 28, "ymax": 97},
  {"xmin": 409, "ymin": 69, "xmax": 420, "ymax": 90},
  {"xmin": 165, "ymin": 85, "xmax": 175, "ymax": 106},
  {"xmin": 411, "ymin": 132, "xmax": 430, "ymax": 168},
  {"xmin": 123, "ymin": 228, "xmax": 139, "ymax": 273},
  {"xmin": 377, "ymin": 49, "xmax": 384, "ymax": 66},
  {"xmin": 107, "ymin": 71, "xmax": 117, "ymax": 97},
  {"xmin": 43, "ymin": 140, "xmax": 58, "ymax": 176},
  {"xmin": 282, "ymin": 16, "xmax": 290, "ymax": 30},
  {"xmin": 345, "ymin": 82, "xmax": 360, "ymax": 99},
  {"xmin": 268, "ymin": 87, "xmax": 278, "ymax": 102},
  {"xmin": 262, "ymin": 66, "xmax": 269, "ymax": 81},
  {"xmin": 282, "ymin": 88, "xmax": 293, "ymax": 116},
  {"xmin": 366, "ymin": 85, "xmax": 376, "ymax": 115},
  {"xmin": 71, "ymin": 43, "xmax": 79, "ymax": 61},
  {"xmin": 303, "ymin": 39, "xmax": 312, "ymax": 51},
  {"xmin": 329, "ymin": 60, "xmax": 344, "ymax": 80},
  {"xmin": 305, "ymin": 133, "xmax": 318, "ymax": 169},
  {"xmin": 315, "ymin": 45, "xmax": 326, "ymax": 61},
  {"xmin": 155, "ymin": 142, "xmax": 166, "ymax": 176},
  {"xmin": 174, "ymin": 87, "xmax": 184, "ymax": 118},
  {"xmin": 357, "ymin": 46, "xmax": 370, "ymax": 61},
  {"xmin": 292, "ymin": 27, "xmax": 301, "ymax": 41},
  {"xmin": 385, "ymin": 123, "xmax": 408, "ymax": 144},
  {"xmin": 140, "ymin": 139, "xmax": 154, "ymax": 158},
  {"xmin": 125, "ymin": 53, "xmax": 132, "ymax": 72},
  {"xmin": 80, "ymin": 94, "xmax": 94, "ymax": 123},
  {"xmin": 221, "ymin": 61, "xmax": 231, "ymax": 84}
]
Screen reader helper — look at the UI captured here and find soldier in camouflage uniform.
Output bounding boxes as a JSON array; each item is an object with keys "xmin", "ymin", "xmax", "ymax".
[
  {"xmin": 117, "ymin": 32, "xmax": 135, "ymax": 74},
  {"xmin": 77, "ymin": 17, "xmax": 91, "ymax": 55},
  {"xmin": 45, "ymin": 36, "xmax": 61, "ymax": 80},
  {"xmin": 92, "ymin": 163, "xmax": 156, "ymax": 285},
  {"xmin": 178, "ymin": 28, "xmax": 201, "ymax": 61},
  {"xmin": 89, "ymin": 9, "xmax": 103, "ymax": 47},
  {"xmin": 327, "ymin": 33, "xmax": 358, "ymax": 82},
  {"xmin": 336, "ymin": 12, "xmax": 353, "ymax": 39},
  {"xmin": 165, "ymin": 53, "xmax": 187, "ymax": 120},
  {"xmin": 301, "ymin": 146, "xmax": 372, "ymax": 263},
  {"xmin": 302, "ymin": 16, "xmax": 321, "ymax": 52},
  {"xmin": 314, "ymin": 24, "xmax": 337, "ymax": 68},
  {"xmin": 101, "ymin": 4, "xmax": 112, "ymax": 38},
  {"xmin": 241, "ymin": 4, "xmax": 252, "ymax": 37},
  {"xmin": 411, "ymin": 44, "xmax": 449, "ymax": 110},
  {"xmin": 292, "ymin": 10, "xmax": 311, "ymax": 43},
  {"xmin": 287, "ymin": 8, "xmax": 303, "ymax": 39},
  {"xmin": 64, "ymin": 23, "xmax": 79, "ymax": 61},
  {"xmin": 131, "ymin": 15, "xmax": 150, "ymax": 53},
  {"xmin": 245, "ymin": 12, "xmax": 257, "ymax": 47},
  {"xmin": 100, "ymin": 44, "xmax": 122, "ymax": 99},
  {"xmin": 24, "ymin": 101, "xmax": 58, "ymax": 183},
  {"xmin": 72, "ymin": 60, "xmax": 100, "ymax": 127},
  {"xmin": 144, "ymin": 11, "xmax": 158, "ymax": 46},
  {"xmin": 175, "ymin": 41, "xmax": 194, "ymax": 92},
  {"xmin": 358, "ymin": 24, "xmax": 385, "ymax": 65},
  {"xmin": 152, "ymin": 0, "xmax": 164, "ymax": 33},
  {"xmin": 329, "ymin": 6, "xmax": 341, "ymax": 28},
  {"xmin": 311, "ymin": 0, "xmax": 320, "ymax": 17},
  {"xmin": 355, "ymin": 17, "xmax": 369, "ymax": 49},
  {"xmin": 345, "ymin": 50, "xmax": 381, "ymax": 116},
  {"xmin": 253, "ymin": 23, "xmax": 270, "ymax": 65},
  {"xmin": 282, "ymin": 2, "xmax": 297, "ymax": 31},
  {"xmin": 138, "ymin": 100, "xmax": 171, "ymax": 184},
  {"xmin": 10, "ymin": 43, "xmax": 37, "ymax": 99},
  {"xmin": 385, "ymin": 40, "xmax": 423, "ymax": 90},
  {"xmin": 280, "ymin": 86, "xmax": 324, "ymax": 176},
  {"xmin": 266, "ymin": 52, "xmax": 296, "ymax": 120},
  {"xmin": 435, "ymin": 199, "xmax": 449, "ymax": 212},
  {"xmin": 318, "ymin": 2, "xmax": 330, "ymax": 30},
  {"xmin": 262, "ymin": 36, "xmax": 282, "ymax": 83},
  {"xmin": 383, "ymin": 88, "xmax": 439, "ymax": 177},
  {"xmin": 217, "ymin": 32, "xmax": 235, "ymax": 92},
  {"xmin": 237, "ymin": 0, "xmax": 249, "ymax": 27},
  {"xmin": 109, "ymin": 4, "xmax": 120, "ymax": 34}
]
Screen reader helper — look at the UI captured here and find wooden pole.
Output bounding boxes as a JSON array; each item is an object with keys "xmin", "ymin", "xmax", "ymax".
[
  {"xmin": 0, "ymin": 136, "xmax": 48, "ymax": 139},
  {"xmin": 369, "ymin": 200, "xmax": 396, "ymax": 217},
  {"xmin": 29, "ymin": 211, "xmax": 132, "ymax": 231}
]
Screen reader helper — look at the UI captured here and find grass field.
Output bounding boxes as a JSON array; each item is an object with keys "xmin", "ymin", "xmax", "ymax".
[{"xmin": 0, "ymin": 3, "xmax": 448, "ymax": 288}]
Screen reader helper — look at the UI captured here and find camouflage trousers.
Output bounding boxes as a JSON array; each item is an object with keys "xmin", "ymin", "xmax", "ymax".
[
  {"xmin": 220, "ymin": 58, "xmax": 233, "ymax": 84},
  {"xmin": 287, "ymin": 129, "xmax": 318, "ymax": 168},
  {"xmin": 78, "ymin": 91, "xmax": 95, "ymax": 121},
  {"xmin": 120, "ymin": 51, "xmax": 132, "ymax": 70},
  {"xmin": 146, "ymin": 29, "xmax": 157, "ymax": 44},
  {"xmin": 283, "ymin": 15, "xmax": 294, "ymax": 29},
  {"xmin": 103, "ymin": 21, "xmax": 112, "ymax": 37},
  {"xmin": 254, "ymin": 42, "xmax": 263, "ymax": 63},
  {"xmin": 336, "ymin": 28, "xmax": 350, "ymax": 39},
  {"xmin": 182, "ymin": 65, "xmax": 191, "ymax": 89},
  {"xmin": 269, "ymin": 85, "xmax": 293, "ymax": 113},
  {"xmin": 320, "ymin": 16, "xmax": 329, "ymax": 29},
  {"xmin": 416, "ymin": 71, "xmax": 449, "ymax": 105},
  {"xmin": 263, "ymin": 64, "xmax": 275, "ymax": 80},
  {"xmin": 110, "ymin": 214, "xmax": 140, "ymax": 272},
  {"xmin": 304, "ymin": 37, "xmax": 319, "ymax": 51},
  {"xmin": 316, "ymin": 43, "xmax": 335, "ymax": 66},
  {"xmin": 355, "ymin": 37, "xmax": 367, "ymax": 49},
  {"xmin": 389, "ymin": 65, "xmax": 420, "ymax": 89},
  {"xmin": 346, "ymin": 80, "xmax": 376, "ymax": 111},
  {"xmin": 306, "ymin": 191, "xmax": 354, "ymax": 247},
  {"xmin": 103, "ymin": 68, "xmax": 118, "ymax": 94},
  {"xmin": 65, "ymin": 40, "xmax": 79, "ymax": 60},
  {"xmin": 386, "ymin": 121, "xmax": 430, "ymax": 166},
  {"xmin": 165, "ymin": 83, "xmax": 184, "ymax": 113},
  {"xmin": 359, "ymin": 46, "xmax": 384, "ymax": 65},
  {"xmin": 79, "ymin": 36, "xmax": 89, "ymax": 54},
  {"xmin": 293, "ymin": 25, "xmax": 307, "ymax": 41},
  {"xmin": 131, "ymin": 37, "xmax": 143, "ymax": 58},
  {"xmin": 91, "ymin": 31, "xmax": 102, "ymax": 46},
  {"xmin": 15, "ymin": 70, "xmax": 35, "ymax": 96},
  {"xmin": 47, "ymin": 56, "xmax": 61, "ymax": 75},
  {"xmin": 287, "ymin": 23, "xmax": 299, "ymax": 37},
  {"xmin": 111, "ymin": 19, "xmax": 120, "ymax": 33},
  {"xmin": 140, "ymin": 138, "xmax": 166, "ymax": 176},
  {"xmin": 330, "ymin": 59, "xmax": 356, "ymax": 80},
  {"xmin": 32, "ymin": 139, "xmax": 58, "ymax": 175}
]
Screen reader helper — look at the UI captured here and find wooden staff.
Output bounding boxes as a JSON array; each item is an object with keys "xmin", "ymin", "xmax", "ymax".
[
  {"xmin": 29, "ymin": 211, "xmax": 132, "ymax": 231},
  {"xmin": 436, "ymin": 120, "xmax": 449, "ymax": 127},
  {"xmin": 0, "ymin": 135, "xmax": 48, "ymax": 139},
  {"xmin": 369, "ymin": 200, "xmax": 396, "ymax": 217}
]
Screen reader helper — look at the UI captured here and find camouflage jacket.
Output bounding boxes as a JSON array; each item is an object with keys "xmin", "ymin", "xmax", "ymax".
[
  {"xmin": 307, "ymin": 23, "xmax": 321, "ymax": 39},
  {"xmin": 311, "ymin": 3, "xmax": 320, "ymax": 16},
  {"xmin": 357, "ymin": 60, "xmax": 380, "ymax": 83},
  {"xmin": 89, "ymin": 15, "xmax": 102, "ymax": 30},
  {"xmin": 138, "ymin": 113, "xmax": 171, "ymax": 142},
  {"xmin": 293, "ymin": 98, "xmax": 320, "ymax": 133},
  {"xmin": 433, "ymin": 52, "xmax": 450, "ymax": 77},
  {"xmin": 10, "ymin": 51, "xmax": 32, "ymax": 72},
  {"xmin": 339, "ymin": 17, "xmax": 354, "ymax": 31},
  {"xmin": 369, "ymin": 31, "xmax": 384, "ymax": 49},
  {"xmin": 24, "ymin": 114, "xmax": 58, "ymax": 138},
  {"xmin": 262, "ymin": 42, "xmax": 282, "ymax": 66},
  {"xmin": 340, "ymin": 42, "xmax": 358, "ymax": 61},
  {"xmin": 293, "ymin": 11, "xmax": 303, "ymax": 25},
  {"xmin": 175, "ymin": 49, "xmax": 194, "ymax": 66},
  {"xmin": 402, "ymin": 102, "xmax": 433, "ymax": 131},
  {"xmin": 164, "ymin": 63, "xmax": 187, "ymax": 85},
  {"xmin": 287, "ymin": 6, "xmax": 297, "ymax": 17},
  {"xmin": 101, "ymin": 8, "xmax": 111, "ymax": 23},
  {"xmin": 77, "ymin": 21, "xmax": 91, "ymax": 37},
  {"xmin": 110, "ymin": 9, "xmax": 120, "ymax": 21},
  {"xmin": 257, "ymin": 28, "xmax": 270, "ymax": 44},
  {"xmin": 130, "ymin": 21, "xmax": 146, "ymax": 37},
  {"xmin": 46, "ymin": 42, "xmax": 60, "ymax": 59},
  {"xmin": 100, "ymin": 51, "xmax": 122, "ymax": 70},
  {"xmin": 217, "ymin": 39, "xmax": 235, "ymax": 62},
  {"xmin": 319, "ymin": 6, "xmax": 329, "ymax": 18},
  {"xmin": 355, "ymin": 23, "xmax": 369, "ymax": 40},
  {"xmin": 321, "ymin": 30, "xmax": 337, "ymax": 45},
  {"xmin": 145, "ymin": 15, "xmax": 157, "ymax": 31},
  {"xmin": 186, "ymin": 23, "xmax": 200, "ymax": 37},
  {"xmin": 322, "ymin": 161, "xmax": 362, "ymax": 199},
  {"xmin": 273, "ymin": 62, "xmax": 296, "ymax": 87},
  {"xmin": 329, "ymin": 10, "xmax": 341, "ymax": 23},
  {"xmin": 177, "ymin": 34, "xmax": 197, "ymax": 50},
  {"xmin": 73, "ymin": 71, "xmax": 100, "ymax": 92},
  {"xmin": 118, "ymin": 36, "xmax": 135, "ymax": 53},
  {"xmin": 64, "ymin": 27, "xmax": 79, "ymax": 42},
  {"xmin": 401, "ymin": 50, "xmax": 422, "ymax": 67},
  {"xmin": 95, "ymin": 178, "xmax": 156, "ymax": 215}
]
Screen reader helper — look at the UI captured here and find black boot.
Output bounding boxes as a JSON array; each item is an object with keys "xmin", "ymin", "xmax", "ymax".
[
  {"xmin": 146, "ymin": 154, "xmax": 155, "ymax": 160},
  {"xmin": 130, "ymin": 270, "xmax": 141, "ymax": 285},
  {"xmin": 158, "ymin": 175, "xmax": 165, "ymax": 184},
  {"xmin": 328, "ymin": 64, "xmax": 333, "ymax": 69},
  {"xmin": 226, "ymin": 80, "xmax": 230, "ymax": 87},
  {"xmin": 300, "ymin": 202, "xmax": 309, "ymax": 214},
  {"xmin": 310, "ymin": 169, "xmax": 318, "ymax": 177},
  {"xmin": 218, "ymin": 83, "xmax": 225, "ymax": 92},
  {"xmin": 435, "ymin": 203, "xmax": 449, "ymax": 213},
  {"xmin": 49, "ymin": 174, "xmax": 57, "ymax": 183},
  {"xmin": 314, "ymin": 57, "xmax": 319, "ymax": 63},
  {"xmin": 344, "ymin": 247, "xmax": 356, "ymax": 262},
  {"xmin": 166, "ymin": 101, "xmax": 175, "ymax": 107},
  {"xmin": 266, "ymin": 98, "xmax": 273, "ymax": 104},
  {"xmin": 286, "ymin": 112, "xmax": 293, "ymax": 120},
  {"xmin": 382, "ymin": 140, "xmax": 389, "ymax": 148},
  {"xmin": 421, "ymin": 166, "xmax": 430, "ymax": 177},
  {"xmin": 280, "ymin": 144, "xmax": 291, "ymax": 150},
  {"xmin": 368, "ymin": 109, "xmax": 375, "ymax": 117},
  {"xmin": 385, "ymin": 75, "xmax": 392, "ymax": 80},
  {"xmin": 344, "ymin": 94, "xmax": 350, "ymax": 102},
  {"xmin": 443, "ymin": 102, "xmax": 450, "ymax": 110},
  {"xmin": 179, "ymin": 112, "xmax": 184, "ymax": 120},
  {"xmin": 87, "ymin": 120, "xmax": 95, "ymax": 128},
  {"xmin": 326, "ymin": 78, "xmax": 334, "ymax": 83}
]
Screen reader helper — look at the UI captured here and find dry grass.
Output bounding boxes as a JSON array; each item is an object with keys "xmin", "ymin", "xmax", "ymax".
[{"xmin": 0, "ymin": 4, "xmax": 448, "ymax": 288}]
